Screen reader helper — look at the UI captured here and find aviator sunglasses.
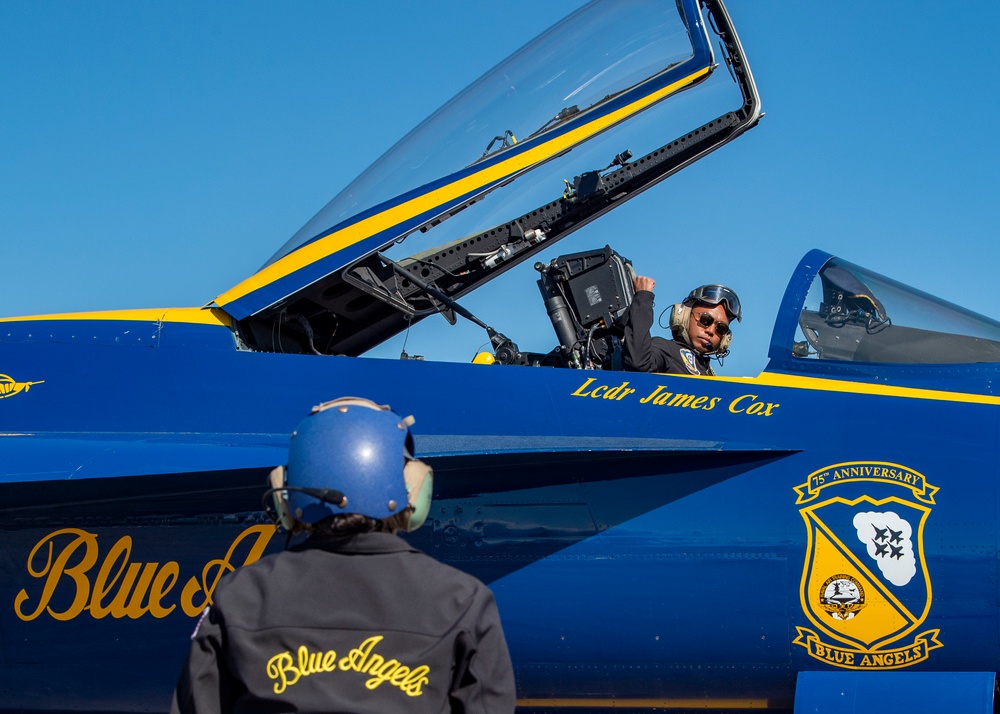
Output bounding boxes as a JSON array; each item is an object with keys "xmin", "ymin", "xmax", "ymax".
[{"xmin": 693, "ymin": 311, "xmax": 730, "ymax": 336}]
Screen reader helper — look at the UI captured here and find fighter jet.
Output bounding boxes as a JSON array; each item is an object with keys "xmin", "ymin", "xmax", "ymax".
[{"xmin": 2, "ymin": 1, "xmax": 998, "ymax": 712}]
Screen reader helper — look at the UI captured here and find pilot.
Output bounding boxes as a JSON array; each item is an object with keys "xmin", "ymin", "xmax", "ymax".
[
  {"xmin": 170, "ymin": 397, "xmax": 516, "ymax": 714},
  {"xmin": 621, "ymin": 277, "xmax": 742, "ymax": 375}
]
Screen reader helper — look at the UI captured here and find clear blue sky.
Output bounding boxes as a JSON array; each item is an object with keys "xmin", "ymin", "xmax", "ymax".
[{"xmin": 4, "ymin": 2, "xmax": 999, "ymax": 377}]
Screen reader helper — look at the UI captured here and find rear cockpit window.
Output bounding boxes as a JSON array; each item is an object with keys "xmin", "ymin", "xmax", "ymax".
[{"xmin": 794, "ymin": 258, "xmax": 1000, "ymax": 364}]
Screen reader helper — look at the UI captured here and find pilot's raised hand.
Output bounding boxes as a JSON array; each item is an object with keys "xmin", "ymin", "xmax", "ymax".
[{"xmin": 634, "ymin": 275, "xmax": 656, "ymax": 294}]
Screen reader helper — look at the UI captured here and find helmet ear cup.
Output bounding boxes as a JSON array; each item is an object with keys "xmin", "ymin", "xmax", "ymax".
[
  {"xmin": 719, "ymin": 330, "xmax": 733, "ymax": 353},
  {"xmin": 669, "ymin": 303, "xmax": 691, "ymax": 345},
  {"xmin": 668, "ymin": 303, "xmax": 689, "ymax": 332},
  {"xmin": 402, "ymin": 459, "xmax": 434, "ymax": 532},
  {"xmin": 268, "ymin": 465, "xmax": 296, "ymax": 532}
]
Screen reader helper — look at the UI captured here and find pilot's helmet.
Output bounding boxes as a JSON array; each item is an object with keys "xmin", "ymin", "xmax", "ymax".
[
  {"xmin": 670, "ymin": 284, "xmax": 742, "ymax": 355},
  {"xmin": 267, "ymin": 397, "xmax": 433, "ymax": 534}
]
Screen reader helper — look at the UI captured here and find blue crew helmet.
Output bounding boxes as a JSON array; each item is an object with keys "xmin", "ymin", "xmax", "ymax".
[{"xmin": 268, "ymin": 397, "xmax": 433, "ymax": 533}]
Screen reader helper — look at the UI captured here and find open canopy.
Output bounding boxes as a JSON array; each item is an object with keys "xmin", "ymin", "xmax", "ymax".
[{"xmin": 214, "ymin": 0, "xmax": 761, "ymax": 356}]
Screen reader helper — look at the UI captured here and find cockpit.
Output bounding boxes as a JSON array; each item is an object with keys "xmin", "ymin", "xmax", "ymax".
[
  {"xmin": 205, "ymin": 0, "xmax": 1000, "ymax": 395},
  {"xmin": 762, "ymin": 250, "xmax": 1000, "ymax": 389},
  {"xmin": 791, "ymin": 253, "xmax": 1000, "ymax": 365},
  {"xmin": 213, "ymin": 0, "xmax": 761, "ymax": 358}
]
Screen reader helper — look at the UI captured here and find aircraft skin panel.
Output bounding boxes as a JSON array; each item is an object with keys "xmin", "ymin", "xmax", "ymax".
[
  {"xmin": 0, "ymin": 435, "xmax": 286, "ymax": 483},
  {"xmin": 2, "ymin": 336, "xmax": 1000, "ymax": 456},
  {"xmin": 0, "ymin": 309, "xmax": 238, "ymax": 358},
  {"xmin": 4, "ymin": 336, "xmax": 999, "ymax": 447},
  {"xmin": 3, "ymin": 447, "xmax": 993, "ymax": 709},
  {"xmin": 214, "ymin": 65, "xmax": 713, "ymax": 320},
  {"xmin": 1, "ymin": 321, "xmax": 225, "ymax": 348},
  {"xmin": 1, "ymin": 337, "xmax": 999, "ymax": 709}
]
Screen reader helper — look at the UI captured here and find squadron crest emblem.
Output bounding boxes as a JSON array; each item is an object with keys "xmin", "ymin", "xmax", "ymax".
[
  {"xmin": 819, "ymin": 574, "xmax": 865, "ymax": 620},
  {"xmin": 679, "ymin": 348, "xmax": 700, "ymax": 375},
  {"xmin": 793, "ymin": 462, "xmax": 942, "ymax": 669}
]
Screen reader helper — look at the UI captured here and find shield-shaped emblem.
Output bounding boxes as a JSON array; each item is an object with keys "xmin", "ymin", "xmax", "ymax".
[{"xmin": 793, "ymin": 462, "xmax": 942, "ymax": 669}]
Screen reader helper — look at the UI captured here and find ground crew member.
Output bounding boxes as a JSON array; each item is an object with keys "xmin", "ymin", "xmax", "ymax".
[
  {"xmin": 170, "ymin": 396, "xmax": 515, "ymax": 714},
  {"xmin": 621, "ymin": 277, "xmax": 742, "ymax": 375}
]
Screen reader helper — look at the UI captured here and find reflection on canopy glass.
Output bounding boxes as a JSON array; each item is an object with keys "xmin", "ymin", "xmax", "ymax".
[
  {"xmin": 268, "ymin": 0, "xmax": 713, "ymax": 266},
  {"xmin": 795, "ymin": 258, "xmax": 1000, "ymax": 364}
]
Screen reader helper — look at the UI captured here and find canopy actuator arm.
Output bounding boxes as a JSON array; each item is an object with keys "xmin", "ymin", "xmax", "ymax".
[{"xmin": 381, "ymin": 254, "xmax": 524, "ymax": 364}]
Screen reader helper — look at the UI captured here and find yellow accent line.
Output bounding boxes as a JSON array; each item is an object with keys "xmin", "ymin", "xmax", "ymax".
[
  {"xmin": 515, "ymin": 698, "xmax": 770, "ymax": 709},
  {"xmin": 0, "ymin": 307, "xmax": 233, "ymax": 327},
  {"xmin": 215, "ymin": 67, "xmax": 712, "ymax": 308},
  {"xmin": 671, "ymin": 370, "xmax": 1000, "ymax": 406}
]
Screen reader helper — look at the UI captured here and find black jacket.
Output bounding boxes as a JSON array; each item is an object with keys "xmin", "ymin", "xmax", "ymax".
[
  {"xmin": 621, "ymin": 291, "xmax": 714, "ymax": 375},
  {"xmin": 171, "ymin": 531, "xmax": 515, "ymax": 714}
]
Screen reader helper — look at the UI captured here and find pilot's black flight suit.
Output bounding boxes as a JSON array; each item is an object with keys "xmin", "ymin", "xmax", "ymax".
[
  {"xmin": 621, "ymin": 290, "xmax": 714, "ymax": 375},
  {"xmin": 171, "ymin": 531, "xmax": 515, "ymax": 714}
]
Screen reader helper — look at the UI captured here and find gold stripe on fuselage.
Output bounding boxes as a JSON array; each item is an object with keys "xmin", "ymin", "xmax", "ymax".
[
  {"xmin": 703, "ymin": 370, "xmax": 1000, "ymax": 406},
  {"xmin": 0, "ymin": 307, "xmax": 232, "ymax": 327}
]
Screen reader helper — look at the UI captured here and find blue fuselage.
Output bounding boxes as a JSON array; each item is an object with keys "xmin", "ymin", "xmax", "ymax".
[{"xmin": 0, "ymin": 316, "xmax": 996, "ymax": 711}]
